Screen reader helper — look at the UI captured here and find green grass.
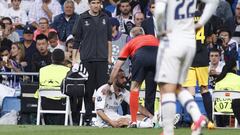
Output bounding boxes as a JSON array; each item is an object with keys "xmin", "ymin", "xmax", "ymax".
[{"xmin": 0, "ymin": 125, "xmax": 239, "ymax": 135}]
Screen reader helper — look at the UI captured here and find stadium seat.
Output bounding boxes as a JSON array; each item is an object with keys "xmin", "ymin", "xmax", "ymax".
[
  {"xmin": 36, "ymin": 89, "xmax": 73, "ymax": 126},
  {"xmin": 212, "ymin": 90, "xmax": 239, "ymax": 128},
  {"xmin": 79, "ymin": 98, "xmax": 96, "ymax": 126},
  {"xmin": 0, "ymin": 96, "xmax": 20, "ymax": 116}
]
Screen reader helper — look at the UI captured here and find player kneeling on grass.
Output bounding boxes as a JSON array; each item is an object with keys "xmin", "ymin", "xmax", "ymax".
[{"xmin": 94, "ymin": 69, "xmax": 154, "ymax": 128}]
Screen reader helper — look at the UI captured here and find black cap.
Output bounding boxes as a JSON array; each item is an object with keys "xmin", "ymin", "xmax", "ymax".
[{"xmin": 23, "ymin": 25, "xmax": 34, "ymax": 34}]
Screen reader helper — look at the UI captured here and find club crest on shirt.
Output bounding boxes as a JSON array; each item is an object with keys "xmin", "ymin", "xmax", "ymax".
[
  {"xmin": 97, "ymin": 96, "xmax": 102, "ymax": 102},
  {"xmin": 102, "ymin": 19, "xmax": 106, "ymax": 25},
  {"xmin": 85, "ymin": 21, "xmax": 90, "ymax": 26}
]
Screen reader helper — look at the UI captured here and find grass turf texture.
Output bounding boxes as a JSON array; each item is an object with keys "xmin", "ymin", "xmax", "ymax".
[{"xmin": 0, "ymin": 126, "xmax": 239, "ymax": 135}]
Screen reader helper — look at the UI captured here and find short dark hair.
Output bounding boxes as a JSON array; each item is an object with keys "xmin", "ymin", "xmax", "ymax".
[
  {"xmin": 210, "ymin": 48, "xmax": 221, "ymax": 56},
  {"xmin": 149, "ymin": 0, "xmax": 155, "ymax": 7},
  {"xmin": 48, "ymin": 31, "xmax": 58, "ymax": 40},
  {"xmin": 119, "ymin": 0, "xmax": 129, "ymax": 4},
  {"xmin": 52, "ymin": 49, "xmax": 65, "ymax": 65},
  {"xmin": 218, "ymin": 27, "xmax": 232, "ymax": 39},
  {"xmin": 88, "ymin": 0, "xmax": 102, "ymax": 3},
  {"xmin": 36, "ymin": 34, "xmax": 48, "ymax": 42},
  {"xmin": 1, "ymin": 17, "xmax": 12, "ymax": 25}
]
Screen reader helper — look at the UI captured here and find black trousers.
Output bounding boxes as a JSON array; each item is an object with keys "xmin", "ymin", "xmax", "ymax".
[
  {"xmin": 232, "ymin": 99, "xmax": 240, "ymax": 125},
  {"xmin": 41, "ymin": 97, "xmax": 65, "ymax": 125},
  {"xmin": 82, "ymin": 61, "xmax": 108, "ymax": 120},
  {"xmin": 144, "ymin": 71, "xmax": 157, "ymax": 115}
]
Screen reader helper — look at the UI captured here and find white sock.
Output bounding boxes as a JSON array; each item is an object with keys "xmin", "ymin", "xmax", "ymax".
[
  {"xmin": 177, "ymin": 90, "xmax": 201, "ymax": 122},
  {"xmin": 161, "ymin": 93, "xmax": 176, "ymax": 135}
]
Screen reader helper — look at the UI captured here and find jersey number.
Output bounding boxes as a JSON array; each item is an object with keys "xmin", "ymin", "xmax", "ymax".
[
  {"xmin": 196, "ymin": 26, "xmax": 205, "ymax": 44},
  {"xmin": 175, "ymin": 0, "xmax": 195, "ymax": 20}
]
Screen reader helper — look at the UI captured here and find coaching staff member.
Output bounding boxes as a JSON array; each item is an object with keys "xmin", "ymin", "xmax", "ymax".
[
  {"xmin": 72, "ymin": 0, "xmax": 112, "ymax": 126},
  {"xmin": 103, "ymin": 26, "xmax": 159, "ymax": 127}
]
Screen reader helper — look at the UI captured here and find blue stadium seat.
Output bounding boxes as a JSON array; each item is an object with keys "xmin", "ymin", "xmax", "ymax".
[
  {"xmin": 15, "ymin": 29, "xmax": 24, "ymax": 42},
  {"xmin": 0, "ymin": 97, "xmax": 20, "ymax": 116}
]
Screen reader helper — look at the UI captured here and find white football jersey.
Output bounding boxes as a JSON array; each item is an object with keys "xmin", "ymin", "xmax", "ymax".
[
  {"xmin": 166, "ymin": 0, "xmax": 196, "ymax": 37},
  {"xmin": 155, "ymin": 0, "xmax": 219, "ymax": 38},
  {"xmin": 95, "ymin": 84, "xmax": 130, "ymax": 113}
]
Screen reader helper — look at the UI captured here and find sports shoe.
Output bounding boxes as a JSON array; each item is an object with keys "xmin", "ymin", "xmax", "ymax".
[
  {"xmin": 191, "ymin": 115, "xmax": 207, "ymax": 135},
  {"xmin": 128, "ymin": 122, "xmax": 137, "ymax": 128},
  {"xmin": 174, "ymin": 113, "xmax": 181, "ymax": 125},
  {"xmin": 137, "ymin": 117, "xmax": 154, "ymax": 128},
  {"xmin": 207, "ymin": 121, "xmax": 215, "ymax": 129}
]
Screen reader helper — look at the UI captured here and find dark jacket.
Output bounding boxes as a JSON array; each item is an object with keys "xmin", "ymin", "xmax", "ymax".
[
  {"xmin": 141, "ymin": 17, "xmax": 155, "ymax": 36},
  {"xmin": 72, "ymin": 11, "xmax": 112, "ymax": 62},
  {"xmin": 52, "ymin": 13, "xmax": 79, "ymax": 42}
]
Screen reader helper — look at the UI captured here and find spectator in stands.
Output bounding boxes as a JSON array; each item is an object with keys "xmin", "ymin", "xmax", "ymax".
[
  {"xmin": 33, "ymin": 17, "xmax": 56, "ymax": 40},
  {"xmin": 0, "ymin": 46, "xmax": 11, "ymax": 85},
  {"xmin": 225, "ymin": 2, "xmax": 240, "ymax": 44},
  {"xmin": 37, "ymin": 49, "xmax": 70, "ymax": 125},
  {"xmin": 0, "ymin": 21, "xmax": 13, "ymax": 50},
  {"xmin": 29, "ymin": 0, "xmax": 62, "ymax": 28},
  {"xmin": 47, "ymin": 31, "xmax": 65, "ymax": 52},
  {"xmin": 95, "ymin": 69, "xmax": 154, "ymax": 128},
  {"xmin": 72, "ymin": 0, "xmax": 89, "ymax": 15},
  {"xmin": 133, "ymin": 12, "xmax": 144, "ymax": 27},
  {"xmin": 72, "ymin": 0, "xmax": 112, "ymax": 126},
  {"xmin": 111, "ymin": 17, "xmax": 129, "ymax": 76},
  {"xmin": 6, "ymin": 0, "xmax": 28, "ymax": 28},
  {"xmin": 64, "ymin": 35, "xmax": 80, "ymax": 67},
  {"xmin": 209, "ymin": 48, "xmax": 225, "ymax": 90},
  {"xmin": 22, "ymin": 25, "xmax": 37, "ymax": 72},
  {"xmin": 31, "ymin": 34, "xmax": 51, "ymax": 72},
  {"xmin": 116, "ymin": 0, "xmax": 134, "ymax": 34},
  {"xmin": 115, "ymin": 0, "xmax": 141, "ymax": 17},
  {"xmin": 217, "ymin": 28, "xmax": 238, "ymax": 64},
  {"xmin": 9, "ymin": 42, "xmax": 26, "ymax": 72},
  {"xmin": 51, "ymin": 0, "xmax": 78, "ymax": 43},
  {"xmin": 2, "ymin": 17, "xmax": 20, "ymax": 42}
]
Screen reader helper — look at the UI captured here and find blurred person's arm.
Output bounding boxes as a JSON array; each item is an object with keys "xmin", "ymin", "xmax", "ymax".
[
  {"xmin": 196, "ymin": 0, "xmax": 219, "ymax": 29},
  {"xmin": 42, "ymin": 2, "xmax": 53, "ymax": 22},
  {"xmin": 154, "ymin": 0, "xmax": 167, "ymax": 37},
  {"xmin": 138, "ymin": 105, "xmax": 153, "ymax": 119},
  {"xmin": 108, "ymin": 41, "xmax": 112, "ymax": 64}
]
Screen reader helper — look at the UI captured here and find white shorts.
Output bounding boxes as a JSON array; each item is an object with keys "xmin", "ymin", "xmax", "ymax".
[
  {"xmin": 95, "ymin": 111, "xmax": 130, "ymax": 127},
  {"xmin": 155, "ymin": 36, "xmax": 196, "ymax": 84}
]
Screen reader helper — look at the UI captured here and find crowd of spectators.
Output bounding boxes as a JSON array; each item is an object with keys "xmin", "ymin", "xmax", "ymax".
[{"xmin": 0, "ymin": 0, "xmax": 240, "ymax": 127}]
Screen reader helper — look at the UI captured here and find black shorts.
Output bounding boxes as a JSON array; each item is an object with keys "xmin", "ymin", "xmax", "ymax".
[{"xmin": 131, "ymin": 46, "xmax": 158, "ymax": 82}]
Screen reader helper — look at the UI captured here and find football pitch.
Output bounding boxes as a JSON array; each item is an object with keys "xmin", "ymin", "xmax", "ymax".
[{"xmin": 0, "ymin": 126, "xmax": 239, "ymax": 135}]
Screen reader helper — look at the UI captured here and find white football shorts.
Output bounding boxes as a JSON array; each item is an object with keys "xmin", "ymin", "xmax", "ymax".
[{"xmin": 155, "ymin": 36, "xmax": 196, "ymax": 84}]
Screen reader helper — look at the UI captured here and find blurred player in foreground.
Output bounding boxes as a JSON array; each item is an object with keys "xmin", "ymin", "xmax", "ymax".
[{"xmin": 154, "ymin": 0, "xmax": 219, "ymax": 135}]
